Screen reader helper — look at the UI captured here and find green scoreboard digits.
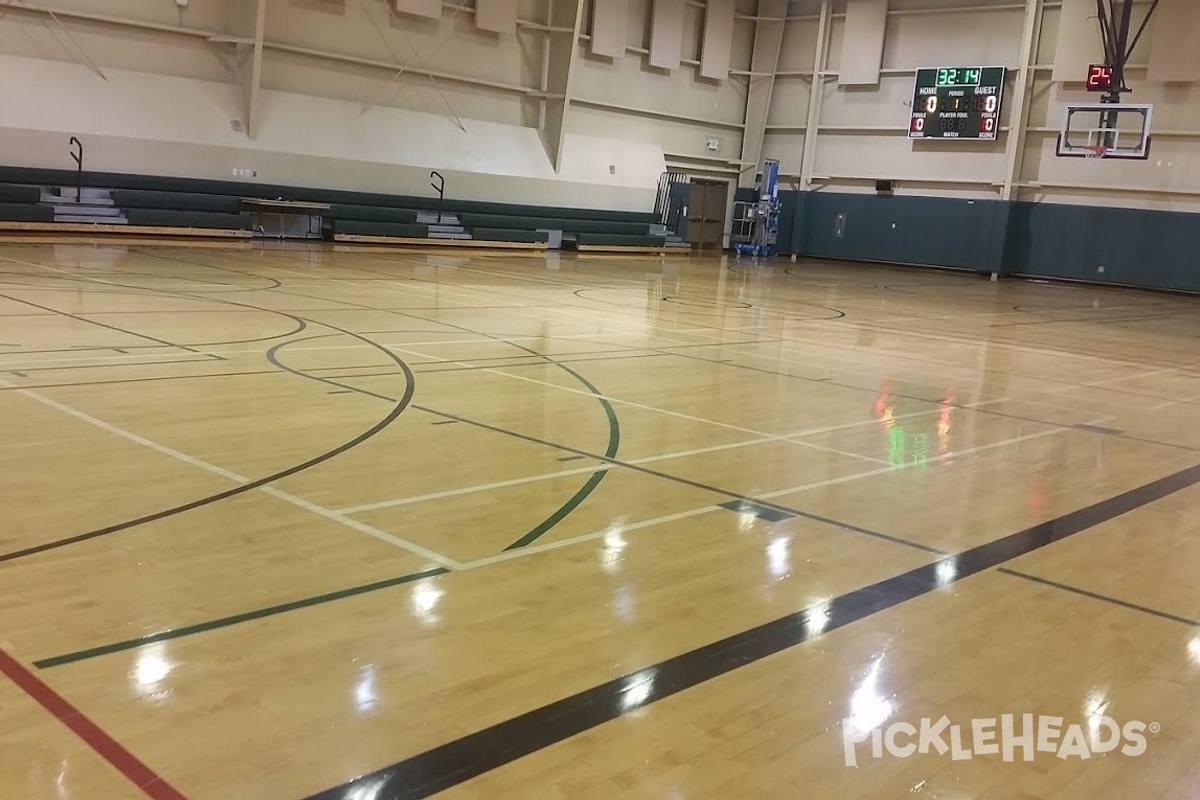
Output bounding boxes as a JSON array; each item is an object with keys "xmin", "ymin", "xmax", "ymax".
[{"xmin": 909, "ymin": 66, "xmax": 1006, "ymax": 140}]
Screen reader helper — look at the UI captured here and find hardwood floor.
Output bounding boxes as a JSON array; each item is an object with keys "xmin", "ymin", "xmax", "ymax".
[{"xmin": 2, "ymin": 240, "xmax": 1199, "ymax": 799}]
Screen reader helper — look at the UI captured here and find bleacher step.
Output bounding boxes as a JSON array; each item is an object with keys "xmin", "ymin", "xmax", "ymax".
[
  {"xmin": 54, "ymin": 214, "xmax": 129, "ymax": 224},
  {"xmin": 42, "ymin": 187, "xmax": 115, "ymax": 205},
  {"xmin": 51, "ymin": 205, "xmax": 123, "ymax": 217},
  {"xmin": 417, "ymin": 212, "xmax": 461, "ymax": 225}
]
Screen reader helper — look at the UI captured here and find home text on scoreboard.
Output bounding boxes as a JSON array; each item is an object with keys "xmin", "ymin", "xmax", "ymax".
[{"xmin": 909, "ymin": 66, "xmax": 1006, "ymax": 141}]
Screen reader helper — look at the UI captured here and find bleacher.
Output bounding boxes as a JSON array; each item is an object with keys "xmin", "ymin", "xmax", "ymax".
[{"xmin": 0, "ymin": 166, "xmax": 689, "ymax": 253}]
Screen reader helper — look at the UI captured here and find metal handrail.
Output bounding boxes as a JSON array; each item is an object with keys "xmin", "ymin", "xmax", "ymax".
[
  {"xmin": 430, "ymin": 171, "xmax": 445, "ymax": 223},
  {"xmin": 69, "ymin": 136, "xmax": 83, "ymax": 202}
]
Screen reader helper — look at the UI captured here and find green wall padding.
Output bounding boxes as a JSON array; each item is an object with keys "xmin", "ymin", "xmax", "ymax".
[
  {"xmin": 124, "ymin": 209, "xmax": 251, "ymax": 229},
  {"xmin": 0, "ymin": 184, "xmax": 41, "ymax": 204},
  {"xmin": 470, "ymin": 228, "xmax": 550, "ymax": 243},
  {"xmin": 336, "ymin": 220, "xmax": 429, "ymax": 238},
  {"xmin": 0, "ymin": 203, "xmax": 53, "ymax": 222}
]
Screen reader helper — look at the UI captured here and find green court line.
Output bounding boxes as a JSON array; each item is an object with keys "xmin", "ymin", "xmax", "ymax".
[
  {"xmin": 502, "ymin": 359, "xmax": 621, "ymax": 551},
  {"xmin": 35, "ymin": 567, "xmax": 449, "ymax": 670}
]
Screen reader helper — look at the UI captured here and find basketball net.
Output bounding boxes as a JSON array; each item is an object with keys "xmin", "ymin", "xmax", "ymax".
[{"xmin": 1083, "ymin": 144, "xmax": 1108, "ymax": 161}]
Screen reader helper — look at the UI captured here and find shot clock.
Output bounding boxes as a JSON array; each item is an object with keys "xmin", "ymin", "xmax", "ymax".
[
  {"xmin": 1086, "ymin": 64, "xmax": 1115, "ymax": 93},
  {"xmin": 909, "ymin": 66, "xmax": 1006, "ymax": 140}
]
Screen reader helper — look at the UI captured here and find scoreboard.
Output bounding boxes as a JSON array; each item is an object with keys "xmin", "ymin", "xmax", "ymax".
[{"xmin": 908, "ymin": 66, "xmax": 1006, "ymax": 140}]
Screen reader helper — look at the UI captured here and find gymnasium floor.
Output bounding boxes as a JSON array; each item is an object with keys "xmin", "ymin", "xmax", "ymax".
[{"xmin": 3, "ymin": 240, "xmax": 1200, "ymax": 800}]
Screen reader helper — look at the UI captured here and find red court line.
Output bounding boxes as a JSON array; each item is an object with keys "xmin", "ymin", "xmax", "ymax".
[{"xmin": 0, "ymin": 647, "xmax": 188, "ymax": 800}]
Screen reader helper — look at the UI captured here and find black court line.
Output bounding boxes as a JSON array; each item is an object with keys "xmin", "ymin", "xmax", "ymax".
[
  {"xmin": 718, "ymin": 499, "xmax": 795, "ymax": 524},
  {"xmin": 0, "ymin": 322, "xmax": 416, "ymax": 565},
  {"xmin": 999, "ymin": 568, "xmax": 1200, "ymax": 627},
  {"xmin": 346, "ymin": 353, "xmax": 670, "ymax": 379},
  {"xmin": 0, "ymin": 291, "xmax": 206, "ymax": 354},
  {"xmin": 412, "ymin": 405, "xmax": 944, "ymax": 556},
  {"xmin": 1074, "ymin": 423, "xmax": 1125, "ymax": 436},
  {"xmin": 244, "ymin": 316, "xmax": 934, "ymax": 559},
  {"xmin": 252, "ymin": 291, "xmax": 929, "ymax": 555},
  {"xmin": 655, "ymin": 347, "xmax": 1200, "ymax": 455},
  {"xmin": 0, "ymin": 356, "xmax": 224, "ymax": 375},
  {"xmin": 0, "ymin": 368, "xmax": 284, "ymax": 393},
  {"xmin": 306, "ymin": 460, "xmax": 1200, "ymax": 800},
  {"xmin": 35, "ymin": 568, "xmax": 449, "ymax": 669}
]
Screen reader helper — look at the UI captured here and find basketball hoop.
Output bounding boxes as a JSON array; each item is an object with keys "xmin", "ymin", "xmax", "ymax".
[{"xmin": 1082, "ymin": 144, "xmax": 1108, "ymax": 161}]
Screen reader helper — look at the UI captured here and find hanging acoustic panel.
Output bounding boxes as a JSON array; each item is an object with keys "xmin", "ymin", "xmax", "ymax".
[
  {"xmin": 591, "ymin": 0, "xmax": 628, "ymax": 58},
  {"xmin": 700, "ymin": 0, "xmax": 735, "ymax": 80},
  {"xmin": 476, "ymin": 0, "xmax": 518, "ymax": 35},
  {"xmin": 649, "ymin": 0, "xmax": 686, "ymax": 70}
]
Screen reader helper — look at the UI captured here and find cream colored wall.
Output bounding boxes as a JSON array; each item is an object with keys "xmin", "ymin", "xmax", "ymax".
[
  {"xmin": 568, "ymin": 0, "xmax": 757, "ymax": 171},
  {"xmin": 0, "ymin": 0, "xmax": 670, "ymax": 210},
  {"xmin": 0, "ymin": 52, "xmax": 660, "ymax": 209},
  {"xmin": 2, "ymin": 1, "xmax": 1195, "ymax": 214},
  {"xmin": 768, "ymin": 0, "xmax": 1200, "ymax": 211}
]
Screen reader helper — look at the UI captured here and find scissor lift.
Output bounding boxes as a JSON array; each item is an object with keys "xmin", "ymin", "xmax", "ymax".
[{"xmin": 732, "ymin": 158, "xmax": 780, "ymax": 257}]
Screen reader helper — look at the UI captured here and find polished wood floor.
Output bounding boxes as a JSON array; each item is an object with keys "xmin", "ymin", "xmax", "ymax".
[{"xmin": 2, "ymin": 240, "xmax": 1200, "ymax": 799}]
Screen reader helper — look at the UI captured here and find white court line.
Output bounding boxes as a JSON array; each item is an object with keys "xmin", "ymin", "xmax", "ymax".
[
  {"xmin": 0, "ymin": 377, "xmax": 460, "ymax": 569},
  {"xmin": 1146, "ymin": 391, "xmax": 1200, "ymax": 412},
  {"xmin": 380, "ymin": 341, "xmax": 892, "ymax": 467},
  {"xmin": 2, "ymin": 253, "xmax": 737, "ymax": 363},
  {"xmin": 335, "ymin": 405, "xmax": 969, "ymax": 516},
  {"xmin": 456, "ymin": 418, "xmax": 1100, "ymax": 571},
  {"xmin": 0, "ymin": 330, "xmax": 685, "ymax": 371},
  {"xmin": 0, "ymin": 351, "xmax": 219, "ymax": 370},
  {"xmin": 338, "ymin": 462, "xmax": 616, "ymax": 515}
]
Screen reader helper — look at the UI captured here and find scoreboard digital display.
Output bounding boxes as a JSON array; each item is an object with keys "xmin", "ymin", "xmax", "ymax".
[{"xmin": 909, "ymin": 66, "xmax": 1006, "ymax": 140}]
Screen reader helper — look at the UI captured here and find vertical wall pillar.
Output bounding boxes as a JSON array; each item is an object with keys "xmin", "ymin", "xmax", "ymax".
[
  {"xmin": 541, "ymin": 0, "xmax": 585, "ymax": 172},
  {"xmin": 798, "ymin": 0, "xmax": 832, "ymax": 189},
  {"xmin": 237, "ymin": 0, "xmax": 267, "ymax": 140},
  {"xmin": 739, "ymin": 0, "xmax": 787, "ymax": 187},
  {"xmin": 996, "ymin": 0, "xmax": 1042, "ymax": 276}
]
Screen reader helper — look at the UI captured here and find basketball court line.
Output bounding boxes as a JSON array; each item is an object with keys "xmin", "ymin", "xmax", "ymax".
[
  {"xmin": 751, "ymin": 330, "xmax": 1194, "ymax": 401},
  {"xmin": 365, "ymin": 341, "xmax": 892, "ymax": 467},
  {"xmin": 997, "ymin": 569, "xmax": 1200, "ymax": 627},
  {"xmin": 33, "ymin": 566, "xmax": 451, "ymax": 670},
  {"xmin": 0, "ymin": 647, "xmax": 188, "ymax": 800},
  {"xmin": 303, "ymin": 458, "xmax": 1200, "ymax": 800},
  {"xmin": 0, "ymin": 377, "xmax": 460, "ymax": 569},
  {"xmin": 1147, "ymin": 392, "xmax": 1200, "ymax": 412},
  {"xmin": 1, "ymin": 356, "xmax": 224, "ymax": 375},
  {"xmin": 455, "ymin": 420, "xmax": 1088, "ymax": 571},
  {"xmin": 255, "ymin": 253, "xmax": 792, "ymax": 347},
  {"xmin": 451, "ymin": 289, "xmax": 1199, "ymax": 418},
  {"xmin": 655, "ymin": 344, "xmax": 1138, "ymax": 422},
  {"xmin": 0, "ymin": 350, "xmax": 220, "ymax": 370},
  {"xmin": 335, "ymin": 403, "xmax": 973, "ymax": 516},
  {"xmin": 209, "ymin": 274, "xmax": 883, "ymax": 468},
  {"xmin": 0, "ymin": 321, "xmax": 425, "ymax": 566},
  {"xmin": 285, "ymin": 279, "xmax": 1105, "ymax": 429},
  {"xmin": 29, "ymin": 402, "xmax": 1072, "ymax": 672},
  {"xmin": 846, "ymin": 318, "xmax": 1200, "ymax": 374},
  {"xmin": 0, "ymin": 289, "xmax": 206, "ymax": 355}
]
